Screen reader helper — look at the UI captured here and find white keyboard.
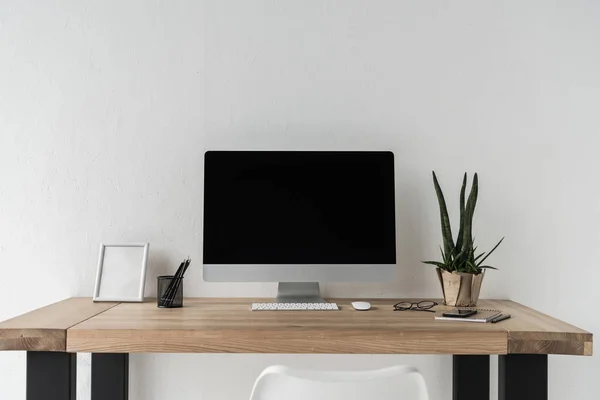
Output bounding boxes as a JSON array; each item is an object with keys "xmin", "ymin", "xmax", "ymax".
[{"xmin": 251, "ymin": 302, "xmax": 339, "ymax": 311}]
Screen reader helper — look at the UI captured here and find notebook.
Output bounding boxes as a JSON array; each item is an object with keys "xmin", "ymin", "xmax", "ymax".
[{"xmin": 434, "ymin": 308, "xmax": 502, "ymax": 323}]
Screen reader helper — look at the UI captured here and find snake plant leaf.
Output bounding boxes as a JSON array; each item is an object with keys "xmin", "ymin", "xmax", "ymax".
[
  {"xmin": 466, "ymin": 260, "xmax": 479, "ymax": 273},
  {"xmin": 460, "ymin": 173, "xmax": 478, "ymax": 254},
  {"xmin": 455, "ymin": 173, "xmax": 467, "ymax": 255},
  {"xmin": 432, "ymin": 171, "xmax": 455, "ymax": 256},
  {"xmin": 422, "ymin": 261, "xmax": 447, "ymax": 269},
  {"xmin": 440, "ymin": 246, "xmax": 448, "ymax": 264},
  {"xmin": 426, "ymin": 172, "xmax": 502, "ymax": 274},
  {"xmin": 453, "ymin": 249, "xmax": 466, "ymax": 267},
  {"xmin": 477, "ymin": 237, "xmax": 504, "ymax": 267}
]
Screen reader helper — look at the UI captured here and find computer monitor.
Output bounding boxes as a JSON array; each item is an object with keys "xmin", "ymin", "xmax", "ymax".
[{"xmin": 202, "ymin": 151, "xmax": 397, "ymax": 302}]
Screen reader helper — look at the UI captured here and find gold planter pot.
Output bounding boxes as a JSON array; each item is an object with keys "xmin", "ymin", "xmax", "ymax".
[{"xmin": 436, "ymin": 268, "xmax": 485, "ymax": 307}]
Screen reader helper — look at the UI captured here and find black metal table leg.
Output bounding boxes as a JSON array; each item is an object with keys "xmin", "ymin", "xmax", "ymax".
[
  {"xmin": 499, "ymin": 354, "xmax": 547, "ymax": 400},
  {"xmin": 453, "ymin": 355, "xmax": 490, "ymax": 400},
  {"xmin": 27, "ymin": 351, "xmax": 76, "ymax": 400},
  {"xmin": 92, "ymin": 353, "xmax": 129, "ymax": 400}
]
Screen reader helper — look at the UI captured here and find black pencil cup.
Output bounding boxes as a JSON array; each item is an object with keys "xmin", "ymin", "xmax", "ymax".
[{"xmin": 157, "ymin": 275, "xmax": 184, "ymax": 308}]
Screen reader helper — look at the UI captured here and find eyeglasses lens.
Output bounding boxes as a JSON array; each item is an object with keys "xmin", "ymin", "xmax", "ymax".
[
  {"xmin": 417, "ymin": 301, "xmax": 436, "ymax": 309},
  {"xmin": 394, "ymin": 302, "xmax": 412, "ymax": 310}
]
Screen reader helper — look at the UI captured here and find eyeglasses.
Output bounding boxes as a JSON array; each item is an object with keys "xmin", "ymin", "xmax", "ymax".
[{"xmin": 393, "ymin": 301, "xmax": 438, "ymax": 312}]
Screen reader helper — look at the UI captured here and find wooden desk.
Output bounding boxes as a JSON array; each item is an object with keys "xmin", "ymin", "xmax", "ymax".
[{"xmin": 0, "ymin": 298, "xmax": 592, "ymax": 400}]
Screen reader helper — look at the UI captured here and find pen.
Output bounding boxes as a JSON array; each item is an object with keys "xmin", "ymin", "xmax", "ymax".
[
  {"xmin": 167, "ymin": 258, "xmax": 191, "ymax": 307},
  {"xmin": 491, "ymin": 314, "xmax": 511, "ymax": 323},
  {"xmin": 160, "ymin": 261, "xmax": 185, "ymax": 306}
]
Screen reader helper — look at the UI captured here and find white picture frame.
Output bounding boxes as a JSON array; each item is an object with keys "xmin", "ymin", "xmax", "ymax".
[{"xmin": 93, "ymin": 243, "xmax": 149, "ymax": 302}]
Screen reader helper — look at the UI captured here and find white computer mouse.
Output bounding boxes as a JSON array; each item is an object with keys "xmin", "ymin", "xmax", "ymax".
[{"xmin": 351, "ymin": 301, "xmax": 371, "ymax": 311}]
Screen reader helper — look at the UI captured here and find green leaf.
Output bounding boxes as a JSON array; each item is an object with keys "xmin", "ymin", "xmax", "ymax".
[
  {"xmin": 460, "ymin": 173, "xmax": 478, "ymax": 254},
  {"xmin": 466, "ymin": 260, "xmax": 479, "ymax": 272},
  {"xmin": 455, "ymin": 173, "xmax": 467, "ymax": 254},
  {"xmin": 477, "ymin": 237, "xmax": 504, "ymax": 266},
  {"xmin": 478, "ymin": 265, "xmax": 498, "ymax": 270},
  {"xmin": 474, "ymin": 252, "xmax": 486, "ymax": 262},
  {"xmin": 453, "ymin": 250, "xmax": 466, "ymax": 268},
  {"xmin": 432, "ymin": 171, "xmax": 455, "ymax": 256},
  {"xmin": 439, "ymin": 246, "xmax": 445, "ymax": 264},
  {"xmin": 422, "ymin": 261, "xmax": 448, "ymax": 269}
]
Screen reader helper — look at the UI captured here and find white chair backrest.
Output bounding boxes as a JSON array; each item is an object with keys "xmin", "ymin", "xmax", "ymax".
[{"xmin": 249, "ymin": 365, "xmax": 429, "ymax": 400}]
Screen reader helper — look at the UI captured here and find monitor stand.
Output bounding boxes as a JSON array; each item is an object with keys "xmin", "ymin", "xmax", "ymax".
[{"xmin": 275, "ymin": 282, "xmax": 326, "ymax": 303}]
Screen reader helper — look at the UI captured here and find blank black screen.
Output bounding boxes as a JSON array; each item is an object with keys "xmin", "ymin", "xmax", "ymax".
[{"xmin": 203, "ymin": 151, "xmax": 396, "ymax": 264}]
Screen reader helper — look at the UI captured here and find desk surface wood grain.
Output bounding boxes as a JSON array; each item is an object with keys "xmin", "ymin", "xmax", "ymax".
[
  {"xmin": 484, "ymin": 299, "xmax": 592, "ymax": 356},
  {"xmin": 0, "ymin": 297, "xmax": 591, "ymax": 355},
  {"xmin": 0, "ymin": 298, "xmax": 117, "ymax": 351},
  {"xmin": 64, "ymin": 298, "xmax": 592, "ymax": 356}
]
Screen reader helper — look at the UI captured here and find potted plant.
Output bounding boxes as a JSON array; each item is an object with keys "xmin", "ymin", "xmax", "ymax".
[{"xmin": 423, "ymin": 172, "xmax": 504, "ymax": 307}]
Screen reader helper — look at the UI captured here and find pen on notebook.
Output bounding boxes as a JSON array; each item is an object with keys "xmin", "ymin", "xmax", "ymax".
[{"xmin": 491, "ymin": 314, "xmax": 511, "ymax": 323}]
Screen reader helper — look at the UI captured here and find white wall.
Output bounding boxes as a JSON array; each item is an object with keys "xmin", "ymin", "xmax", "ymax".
[{"xmin": 1, "ymin": 1, "xmax": 599, "ymax": 399}]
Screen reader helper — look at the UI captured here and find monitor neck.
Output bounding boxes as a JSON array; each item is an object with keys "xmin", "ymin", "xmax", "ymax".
[{"xmin": 276, "ymin": 282, "xmax": 325, "ymax": 303}]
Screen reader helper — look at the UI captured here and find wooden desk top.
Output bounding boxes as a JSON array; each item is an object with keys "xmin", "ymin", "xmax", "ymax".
[
  {"xmin": 0, "ymin": 298, "xmax": 592, "ymax": 356},
  {"xmin": 0, "ymin": 298, "xmax": 117, "ymax": 352}
]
